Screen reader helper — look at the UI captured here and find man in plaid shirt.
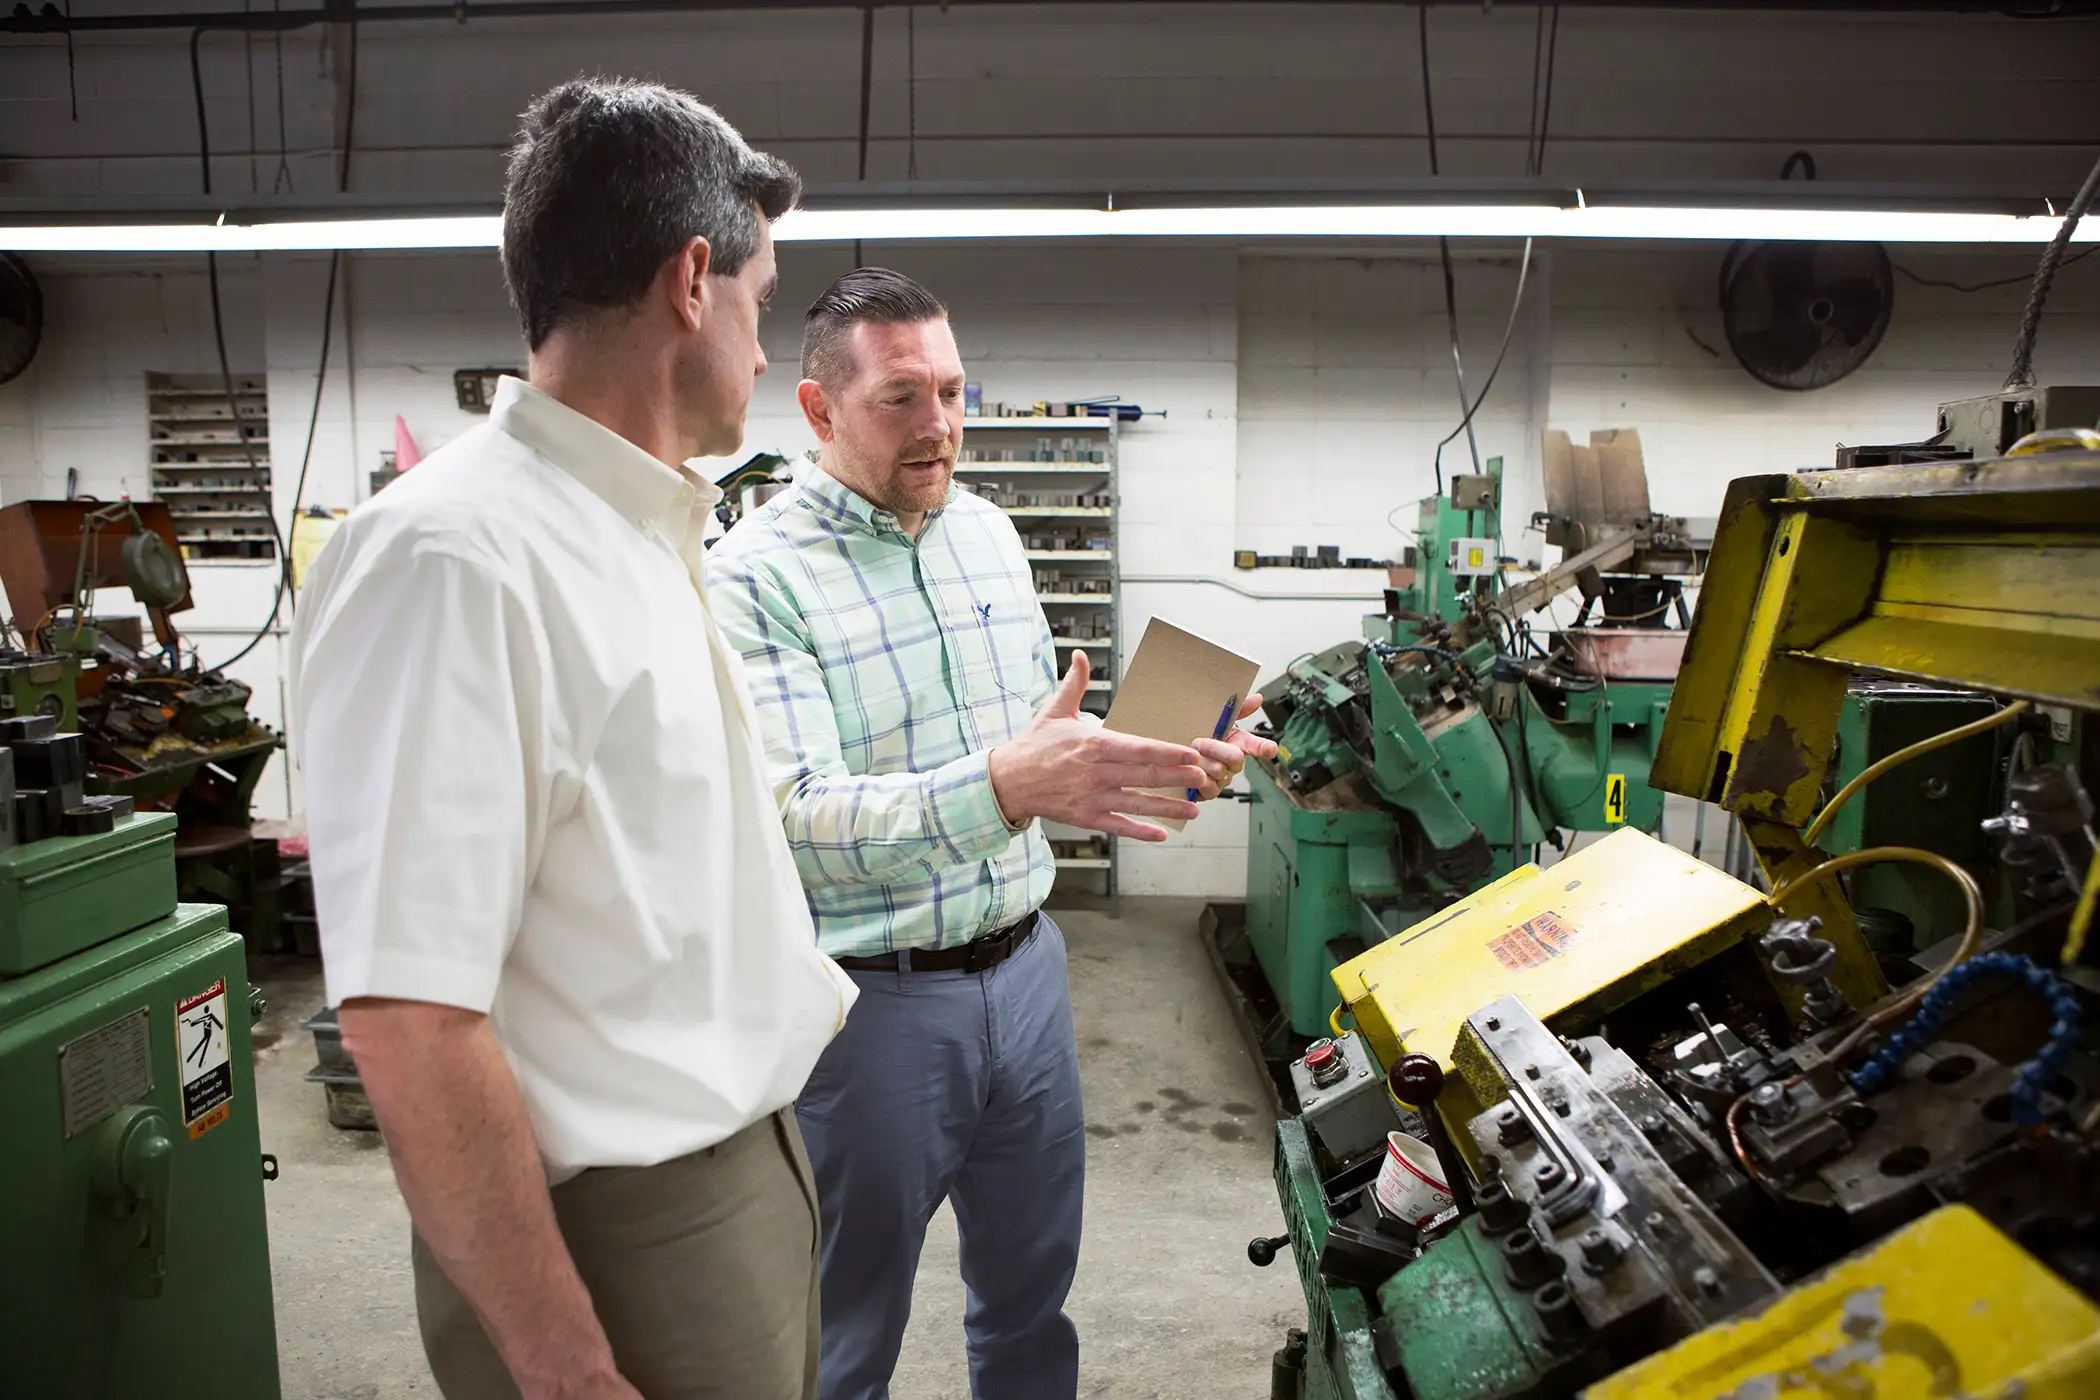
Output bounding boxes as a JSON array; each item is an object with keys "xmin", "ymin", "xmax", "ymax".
[{"xmin": 708, "ymin": 268, "xmax": 1271, "ymax": 1400}]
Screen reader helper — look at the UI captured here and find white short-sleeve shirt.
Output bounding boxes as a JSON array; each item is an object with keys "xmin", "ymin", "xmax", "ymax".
[{"xmin": 291, "ymin": 376, "xmax": 855, "ymax": 1176}]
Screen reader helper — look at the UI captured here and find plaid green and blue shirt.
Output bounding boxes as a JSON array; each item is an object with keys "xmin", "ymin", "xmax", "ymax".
[{"xmin": 705, "ymin": 464, "xmax": 1058, "ymax": 959}]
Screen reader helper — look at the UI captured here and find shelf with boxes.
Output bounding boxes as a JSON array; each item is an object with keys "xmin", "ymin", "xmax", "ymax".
[
  {"xmin": 146, "ymin": 372, "xmax": 276, "ymax": 560},
  {"xmin": 961, "ymin": 413, "xmax": 1122, "ymax": 898}
]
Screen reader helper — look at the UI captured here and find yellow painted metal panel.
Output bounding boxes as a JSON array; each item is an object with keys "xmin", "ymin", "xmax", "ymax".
[
  {"xmin": 1585, "ymin": 1206, "xmax": 2100, "ymax": 1400},
  {"xmin": 1710, "ymin": 512, "xmax": 1879, "ymax": 824},
  {"xmin": 1652, "ymin": 476, "xmax": 1785, "ymax": 804},
  {"xmin": 1331, "ymin": 829, "xmax": 1770, "ymax": 1071},
  {"xmin": 1879, "ymin": 540, "xmax": 2100, "ymax": 621},
  {"xmin": 1811, "ymin": 614, "xmax": 2100, "ymax": 710}
]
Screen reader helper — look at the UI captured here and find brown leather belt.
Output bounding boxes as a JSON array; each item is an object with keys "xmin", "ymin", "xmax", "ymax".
[{"xmin": 834, "ymin": 911, "xmax": 1041, "ymax": 974}]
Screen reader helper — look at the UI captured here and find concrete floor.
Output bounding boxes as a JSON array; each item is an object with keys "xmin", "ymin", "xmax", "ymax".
[{"xmin": 251, "ymin": 896, "xmax": 1303, "ymax": 1399}]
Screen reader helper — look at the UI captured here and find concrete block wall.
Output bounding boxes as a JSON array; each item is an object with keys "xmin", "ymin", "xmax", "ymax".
[{"xmin": 7, "ymin": 235, "xmax": 2099, "ymax": 889}]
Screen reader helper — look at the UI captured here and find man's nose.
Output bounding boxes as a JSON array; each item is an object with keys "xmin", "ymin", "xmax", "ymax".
[{"xmin": 912, "ymin": 393, "xmax": 951, "ymax": 443}]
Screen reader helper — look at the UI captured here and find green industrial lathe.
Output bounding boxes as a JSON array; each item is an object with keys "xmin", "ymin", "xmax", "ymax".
[
  {"xmin": 0, "ymin": 712, "xmax": 280, "ymax": 1397},
  {"xmin": 1237, "ymin": 384, "xmax": 2100, "ymax": 1400},
  {"xmin": 1218, "ymin": 446, "xmax": 1706, "ymax": 1066}
]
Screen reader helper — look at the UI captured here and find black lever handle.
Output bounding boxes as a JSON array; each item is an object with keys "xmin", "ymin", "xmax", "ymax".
[{"xmin": 1248, "ymin": 1233, "xmax": 1290, "ymax": 1267}]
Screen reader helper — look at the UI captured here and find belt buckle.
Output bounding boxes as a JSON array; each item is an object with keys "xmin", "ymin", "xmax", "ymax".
[{"xmin": 962, "ymin": 933, "xmax": 1005, "ymax": 974}]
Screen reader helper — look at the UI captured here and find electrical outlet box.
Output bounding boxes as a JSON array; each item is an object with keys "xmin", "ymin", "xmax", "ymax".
[{"xmin": 1446, "ymin": 536, "xmax": 1498, "ymax": 577}]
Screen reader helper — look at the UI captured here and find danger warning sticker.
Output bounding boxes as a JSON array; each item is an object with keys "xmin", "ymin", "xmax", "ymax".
[
  {"xmin": 1488, "ymin": 910, "xmax": 1580, "ymax": 971},
  {"xmin": 175, "ymin": 978, "xmax": 233, "ymax": 1139}
]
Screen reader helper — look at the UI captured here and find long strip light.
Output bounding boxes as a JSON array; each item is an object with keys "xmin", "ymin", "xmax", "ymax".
[{"xmin": 4, "ymin": 204, "xmax": 2096, "ymax": 253}]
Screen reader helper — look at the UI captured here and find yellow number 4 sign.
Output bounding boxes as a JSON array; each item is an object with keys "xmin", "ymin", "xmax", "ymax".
[{"xmin": 1604, "ymin": 773, "xmax": 1628, "ymax": 825}]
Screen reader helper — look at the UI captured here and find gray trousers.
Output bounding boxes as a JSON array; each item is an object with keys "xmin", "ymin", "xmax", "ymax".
[
  {"xmin": 797, "ymin": 915, "xmax": 1085, "ymax": 1400},
  {"xmin": 412, "ymin": 1108, "xmax": 821, "ymax": 1400}
]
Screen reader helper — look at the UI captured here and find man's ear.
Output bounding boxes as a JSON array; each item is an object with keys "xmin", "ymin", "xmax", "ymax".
[
  {"xmin": 798, "ymin": 378, "xmax": 835, "ymax": 442},
  {"xmin": 665, "ymin": 235, "xmax": 712, "ymax": 332}
]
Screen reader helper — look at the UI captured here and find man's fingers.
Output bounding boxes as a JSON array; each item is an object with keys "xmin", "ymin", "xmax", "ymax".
[
  {"xmin": 1193, "ymin": 738, "xmax": 1243, "ymax": 766},
  {"xmin": 1040, "ymin": 649, "xmax": 1090, "ymax": 721},
  {"xmin": 1098, "ymin": 813, "xmax": 1173, "ymax": 842},
  {"xmin": 1236, "ymin": 692, "xmax": 1264, "ymax": 721},
  {"xmin": 1101, "ymin": 763, "xmax": 1208, "ymax": 793},
  {"xmin": 1110, "ymin": 790, "xmax": 1203, "ymax": 822},
  {"xmin": 1228, "ymin": 729, "xmax": 1279, "ymax": 760},
  {"xmin": 1086, "ymin": 731, "xmax": 1204, "ymax": 767}
]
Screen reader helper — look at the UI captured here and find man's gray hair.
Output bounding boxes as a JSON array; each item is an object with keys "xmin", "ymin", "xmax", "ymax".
[{"xmin": 502, "ymin": 77, "xmax": 800, "ymax": 350}]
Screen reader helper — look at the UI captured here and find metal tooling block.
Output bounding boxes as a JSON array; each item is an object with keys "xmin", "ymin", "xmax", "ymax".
[{"xmin": 1288, "ymin": 1032, "xmax": 1401, "ymax": 1167}]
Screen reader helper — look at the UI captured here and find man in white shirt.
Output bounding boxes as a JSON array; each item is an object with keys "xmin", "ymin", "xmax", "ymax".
[{"xmin": 292, "ymin": 78, "xmax": 852, "ymax": 1400}]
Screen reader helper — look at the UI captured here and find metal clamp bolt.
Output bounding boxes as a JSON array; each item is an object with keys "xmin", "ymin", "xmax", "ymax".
[{"xmin": 1579, "ymin": 1227, "xmax": 1625, "ymax": 1273}]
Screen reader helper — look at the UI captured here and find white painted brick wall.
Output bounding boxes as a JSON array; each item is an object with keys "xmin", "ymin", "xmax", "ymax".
[
  {"xmin": 7, "ymin": 233, "xmax": 2097, "ymax": 889},
  {"xmin": 5, "ymin": 5, "xmax": 2099, "ymax": 892}
]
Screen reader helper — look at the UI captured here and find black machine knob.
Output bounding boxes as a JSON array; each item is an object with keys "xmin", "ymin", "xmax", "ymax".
[
  {"xmin": 1247, "ymin": 1234, "xmax": 1291, "ymax": 1267},
  {"xmin": 1387, "ymin": 1052, "xmax": 1445, "ymax": 1110}
]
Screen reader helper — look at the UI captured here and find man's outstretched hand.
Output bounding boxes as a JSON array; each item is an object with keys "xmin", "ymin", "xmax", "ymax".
[
  {"xmin": 987, "ymin": 651, "xmax": 1209, "ymax": 841},
  {"xmin": 1190, "ymin": 692, "xmax": 1278, "ymax": 800}
]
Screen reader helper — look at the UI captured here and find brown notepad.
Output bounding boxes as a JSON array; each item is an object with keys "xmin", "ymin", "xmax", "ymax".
[{"xmin": 1103, "ymin": 618, "xmax": 1263, "ymax": 830}]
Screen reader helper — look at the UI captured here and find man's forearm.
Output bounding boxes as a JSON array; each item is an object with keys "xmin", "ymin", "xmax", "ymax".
[
  {"xmin": 780, "ymin": 748, "xmax": 1018, "ymax": 887},
  {"xmin": 339, "ymin": 999, "xmax": 624, "ymax": 1396}
]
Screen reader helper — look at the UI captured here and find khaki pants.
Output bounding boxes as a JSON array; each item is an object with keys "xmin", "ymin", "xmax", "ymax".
[{"xmin": 412, "ymin": 1109, "xmax": 821, "ymax": 1400}]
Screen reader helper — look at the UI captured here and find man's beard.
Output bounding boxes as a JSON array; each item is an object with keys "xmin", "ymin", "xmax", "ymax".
[{"xmin": 871, "ymin": 447, "xmax": 955, "ymax": 515}]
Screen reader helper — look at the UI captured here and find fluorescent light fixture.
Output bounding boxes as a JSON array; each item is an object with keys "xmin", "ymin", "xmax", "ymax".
[
  {"xmin": 0, "ymin": 216, "xmax": 503, "ymax": 252},
  {"xmin": 5, "ymin": 204, "xmax": 2096, "ymax": 253}
]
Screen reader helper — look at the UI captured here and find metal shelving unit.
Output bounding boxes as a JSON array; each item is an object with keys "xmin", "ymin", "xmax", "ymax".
[
  {"xmin": 959, "ymin": 416, "xmax": 1122, "ymax": 896},
  {"xmin": 146, "ymin": 372, "xmax": 276, "ymax": 559}
]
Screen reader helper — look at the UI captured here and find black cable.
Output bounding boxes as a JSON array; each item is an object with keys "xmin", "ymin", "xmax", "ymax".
[
  {"xmin": 1418, "ymin": 6, "xmax": 1482, "ymax": 492},
  {"xmin": 1525, "ymin": 9, "xmax": 1546, "ymax": 176},
  {"xmin": 906, "ymin": 4, "xmax": 918, "ymax": 181},
  {"xmin": 271, "ymin": 0, "xmax": 292, "ymax": 191},
  {"xmin": 854, "ymin": 4, "xmax": 873, "ymax": 266},
  {"xmin": 2008, "ymin": 147, "xmax": 2100, "ymax": 390},
  {"xmin": 1528, "ymin": 6, "xmax": 1559, "ymax": 178},
  {"xmin": 1486, "ymin": 712, "xmax": 1525, "ymax": 868},
  {"xmin": 1896, "ymin": 246, "xmax": 2097, "ymax": 294},
  {"xmin": 200, "ymin": 20, "xmax": 357, "ymax": 671},
  {"xmin": 216, "ymin": 251, "xmax": 338, "ymax": 672},
  {"xmin": 1431, "ymin": 238, "xmax": 1533, "ymax": 495}
]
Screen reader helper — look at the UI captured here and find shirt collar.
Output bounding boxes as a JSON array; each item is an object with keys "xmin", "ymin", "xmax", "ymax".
[
  {"xmin": 797, "ymin": 460, "xmax": 956, "ymax": 541},
  {"xmin": 490, "ymin": 376, "xmax": 724, "ymax": 548}
]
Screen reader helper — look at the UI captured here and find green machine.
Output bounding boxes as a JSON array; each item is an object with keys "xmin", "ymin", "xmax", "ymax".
[
  {"xmin": 0, "ymin": 715, "xmax": 279, "ymax": 1397},
  {"xmin": 1226, "ymin": 453, "xmax": 1705, "ymax": 1054}
]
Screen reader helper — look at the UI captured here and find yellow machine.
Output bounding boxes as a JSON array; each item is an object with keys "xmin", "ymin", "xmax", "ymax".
[{"xmin": 1260, "ymin": 386, "xmax": 2100, "ymax": 1400}]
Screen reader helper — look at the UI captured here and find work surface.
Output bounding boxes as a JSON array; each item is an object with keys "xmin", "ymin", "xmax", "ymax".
[{"xmin": 253, "ymin": 896, "xmax": 1301, "ymax": 1398}]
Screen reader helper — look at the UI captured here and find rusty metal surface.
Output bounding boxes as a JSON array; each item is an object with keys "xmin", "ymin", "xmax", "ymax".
[{"xmin": 1561, "ymin": 628, "xmax": 1688, "ymax": 681}]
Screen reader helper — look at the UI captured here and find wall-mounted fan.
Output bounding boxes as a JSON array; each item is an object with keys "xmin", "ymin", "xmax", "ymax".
[
  {"xmin": 0, "ymin": 253, "xmax": 42, "ymax": 387},
  {"xmin": 1720, "ymin": 241, "xmax": 1893, "ymax": 392}
]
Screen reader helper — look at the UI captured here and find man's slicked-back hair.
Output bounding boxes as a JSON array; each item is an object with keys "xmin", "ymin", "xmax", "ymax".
[
  {"xmin": 502, "ymin": 77, "xmax": 801, "ymax": 350},
  {"xmin": 801, "ymin": 267, "xmax": 948, "ymax": 386}
]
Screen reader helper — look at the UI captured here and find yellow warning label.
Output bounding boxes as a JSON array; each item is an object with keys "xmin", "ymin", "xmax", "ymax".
[
  {"xmin": 1468, "ymin": 547, "xmax": 1485, "ymax": 566},
  {"xmin": 1604, "ymin": 773, "xmax": 1628, "ymax": 825}
]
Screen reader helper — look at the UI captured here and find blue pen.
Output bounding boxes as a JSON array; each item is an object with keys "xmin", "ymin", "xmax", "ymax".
[{"xmin": 1190, "ymin": 693, "xmax": 1239, "ymax": 801}]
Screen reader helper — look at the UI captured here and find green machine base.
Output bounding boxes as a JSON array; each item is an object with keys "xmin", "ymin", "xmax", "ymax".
[
  {"xmin": 0, "ymin": 903, "xmax": 280, "ymax": 1398},
  {"xmin": 1240, "ymin": 674, "xmax": 1673, "ymax": 1053}
]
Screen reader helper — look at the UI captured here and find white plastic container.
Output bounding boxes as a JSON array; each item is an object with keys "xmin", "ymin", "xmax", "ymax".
[{"xmin": 1374, "ymin": 1131, "xmax": 1455, "ymax": 1226}]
